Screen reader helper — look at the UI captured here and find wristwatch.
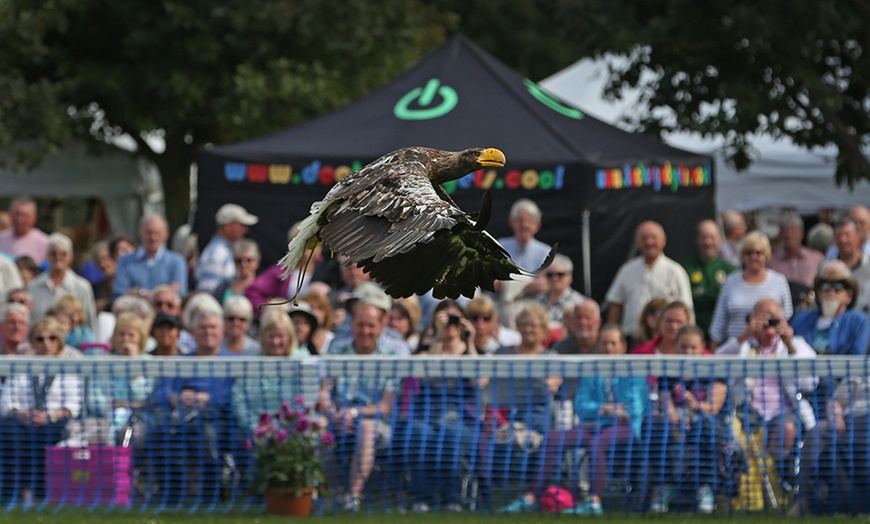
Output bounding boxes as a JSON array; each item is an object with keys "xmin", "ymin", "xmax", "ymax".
[{"xmin": 349, "ymin": 407, "xmax": 359, "ymax": 420}]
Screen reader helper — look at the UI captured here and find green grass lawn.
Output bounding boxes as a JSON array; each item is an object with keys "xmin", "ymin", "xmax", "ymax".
[{"xmin": 0, "ymin": 510, "xmax": 861, "ymax": 524}]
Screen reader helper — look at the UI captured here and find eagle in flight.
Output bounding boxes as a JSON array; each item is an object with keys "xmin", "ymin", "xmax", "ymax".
[{"xmin": 279, "ymin": 146, "xmax": 556, "ymax": 299}]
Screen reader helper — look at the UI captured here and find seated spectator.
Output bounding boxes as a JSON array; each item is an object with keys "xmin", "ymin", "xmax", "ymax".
[
  {"xmin": 793, "ymin": 374, "xmax": 870, "ymax": 515},
  {"xmin": 220, "ymin": 296, "xmax": 260, "ymax": 356},
  {"xmin": 109, "ymin": 294, "xmax": 156, "ymax": 349},
  {"xmin": 400, "ymin": 307, "xmax": 482, "ymax": 512},
  {"xmin": 465, "ymin": 294, "xmax": 519, "ymax": 355},
  {"xmin": 647, "ymin": 326, "xmax": 736, "ymax": 514},
  {"xmin": 6, "ymin": 287, "xmax": 34, "ymax": 313},
  {"xmin": 632, "ymin": 301, "xmax": 694, "ymax": 355},
  {"xmin": 151, "ymin": 313, "xmax": 183, "ymax": 357},
  {"xmin": 14, "ymin": 256, "xmax": 39, "ymax": 287},
  {"xmin": 150, "ymin": 285, "xmax": 192, "ymax": 352},
  {"xmin": 113, "ymin": 214, "xmax": 188, "ymax": 300},
  {"xmin": 244, "ymin": 225, "xmax": 323, "ymax": 316},
  {"xmin": 0, "ymin": 198, "xmax": 49, "ymax": 265},
  {"xmin": 478, "ymin": 304, "xmax": 565, "ymax": 507},
  {"xmin": 605, "ymin": 221, "xmax": 694, "ymax": 339},
  {"xmin": 86, "ymin": 312, "xmax": 154, "ymax": 444},
  {"xmin": 806, "ymin": 222, "xmax": 834, "ymax": 256},
  {"xmin": 89, "ymin": 240, "xmax": 116, "ymax": 313},
  {"xmin": 680, "ymin": 220, "xmax": 737, "ymax": 335},
  {"xmin": 233, "ymin": 309, "xmax": 310, "ymax": 432},
  {"xmin": 0, "ymin": 254, "xmax": 23, "ymax": 300},
  {"xmin": 317, "ymin": 297, "xmax": 400, "ymax": 511},
  {"xmin": 300, "ymin": 290, "xmax": 335, "ymax": 354},
  {"xmin": 0, "ymin": 302, "xmax": 32, "ymax": 355},
  {"xmin": 213, "ymin": 239, "xmax": 260, "ymax": 304},
  {"xmin": 46, "ymin": 295, "xmax": 95, "ymax": 350},
  {"xmin": 179, "ymin": 292, "xmax": 223, "ymax": 354},
  {"xmin": 329, "ymin": 282, "xmax": 409, "ymax": 356},
  {"xmin": 109, "ymin": 236, "xmax": 136, "ymax": 260},
  {"xmin": 0, "ymin": 316, "xmax": 83, "ymax": 503},
  {"xmin": 633, "ymin": 298, "xmax": 669, "ymax": 348},
  {"xmin": 534, "ymin": 254, "xmax": 585, "ymax": 330},
  {"xmin": 553, "ymin": 298, "xmax": 601, "ymax": 355},
  {"xmin": 144, "ymin": 310, "xmax": 237, "ymax": 503},
  {"xmin": 498, "ymin": 324, "xmax": 646, "ymax": 515},
  {"xmin": 288, "ymin": 300, "xmax": 323, "ymax": 356},
  {"xmin": 416, "ymin": 300, "xmax": 473, "ymax": 356},
  {"xmin": 791, "ymin": 260, "xmax": 869, "ymax": 356},
  {"xmin": 768, "ymin": 212, "xmax": 824, "ymax": 289},
  {"xmin": 327, "ymin": 256, "xmax": 372, "ymax": 329},
  {"xmin": 387, "ymin": 296, "xmax": 421, "ymax": 353},
  {"xmin": 709, "ymin": 231, "xmax": 794, "ymax": 349},
  {"xmin": 28, "ymin": 233, "xmax": 97, "ymax": 332},
  {"xmin": 196, "ymin": 204, "xmax": 258, "ymax": 294},
  {"xmin": 716, "ymin": 298, "xmax": 817, "ymax": 476}
]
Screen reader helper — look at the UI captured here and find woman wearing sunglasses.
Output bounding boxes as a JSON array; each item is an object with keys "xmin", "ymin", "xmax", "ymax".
[
  {"xmin": 0, "ymin": 316, "xmax": 84, "ymax": 504},
  {"xmin": 709, "ymin": 230, "xmax": 793, "ymax": 350}
]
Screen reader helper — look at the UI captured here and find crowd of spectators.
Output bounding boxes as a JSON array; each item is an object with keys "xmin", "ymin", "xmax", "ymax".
[{"xmin": 0, "ymin": 195, "xmax": 868, "ymax": 515}]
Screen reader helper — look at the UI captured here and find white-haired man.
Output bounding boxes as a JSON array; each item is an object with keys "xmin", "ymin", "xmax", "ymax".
[
  {"xmin": 605, "ymin": 221, "xmax": 693, "ymax": 337},
  {"xmin": 113, "ymin": 214, "xmax": 188, "ymax": 299},
  {"xmin": 497, "ymin": 198, "xmax": 552, "ymax": 271},
  {"xmin": 27, "ymin": 233, "xmax": 97, "ymax": 330}
]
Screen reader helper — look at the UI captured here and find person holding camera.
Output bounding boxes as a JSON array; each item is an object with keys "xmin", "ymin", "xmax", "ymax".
[
  {"xmin": 414, "ymin": 299, "xmax": 470, "ymax": 354},
  {"xmin": 399, "ymin": 300, "xmax": 481, "ymax": 512},
  {"xmin": 715, "ymin": 298, "xmax": 817, "ymax": 475}
]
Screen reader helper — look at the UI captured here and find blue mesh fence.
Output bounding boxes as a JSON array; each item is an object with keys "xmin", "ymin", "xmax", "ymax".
[{"xmin": 0, "ymin": 356, "xmax": 867, "ymax": 515}]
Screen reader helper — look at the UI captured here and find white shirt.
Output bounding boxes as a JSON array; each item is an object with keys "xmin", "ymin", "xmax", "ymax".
[
  {"xmin": 604, "ymin": 255, "xmax": 694, "ymax": 335},
  {"xmin": 0, "ymin": 372, "xmax": 84, "ymax": 418},
  {"xmin": 27, "ymin": 270, "xmax": 98, "ymax": 331}
]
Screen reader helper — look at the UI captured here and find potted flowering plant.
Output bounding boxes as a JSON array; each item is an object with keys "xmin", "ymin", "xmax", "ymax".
[{"xmin": 251, "ymin": 396, "xmax": 335, "ymax": 516}]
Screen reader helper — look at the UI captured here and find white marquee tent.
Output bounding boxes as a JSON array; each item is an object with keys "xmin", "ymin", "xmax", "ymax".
[
  {"xmin": 0, "ymin": 141, "xmax": 163, "ymax": 236},
  {"xmin": 540, "ymin": 58, "xmax": 870, "ymax": 213}
]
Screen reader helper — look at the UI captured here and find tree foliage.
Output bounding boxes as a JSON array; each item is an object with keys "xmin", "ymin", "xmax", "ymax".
[
  {"xmin": 0, "ymin": 0, "xmax": 454, "ymax": 228},
  {"xmin": 556, "ymin": 0, "xmax": 870, "ymax": 185},
  {"xmin": 3, "ymin": 0, "xmax": 867, "ymax": 227}
]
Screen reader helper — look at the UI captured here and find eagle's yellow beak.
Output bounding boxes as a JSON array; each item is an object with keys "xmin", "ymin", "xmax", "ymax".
[{"xmin": 478, "ymin": 148, "xmax": 506, "ymax": 168}]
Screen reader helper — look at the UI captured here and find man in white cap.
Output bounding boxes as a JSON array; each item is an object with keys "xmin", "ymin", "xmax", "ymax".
[{"xmin": 195, "ymin": 204, "xmax": 258, "ymax": 293}]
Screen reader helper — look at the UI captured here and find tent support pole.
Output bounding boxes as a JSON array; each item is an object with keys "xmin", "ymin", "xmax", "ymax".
[{"xmin": 582, "ymin": 209, "xmax": 591, "ymax": 296}]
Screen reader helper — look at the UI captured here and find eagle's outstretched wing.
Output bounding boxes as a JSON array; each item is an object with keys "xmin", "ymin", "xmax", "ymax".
[
  {"xmin": 319, "ymin": 167, "xmax": 463, "ymax": 265},
  {"xmin": 280, "ymin": 146, "xmax": 555, "ymax": 300}
]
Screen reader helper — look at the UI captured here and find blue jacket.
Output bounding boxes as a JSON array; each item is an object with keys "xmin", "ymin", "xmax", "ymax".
[
  {"xmin": 574, "ymin": 376, "xmax": 648, "ymax": 437},
  {"xmin": 790, "ymin": 309, "xmax": 870, "ymax": 355}
]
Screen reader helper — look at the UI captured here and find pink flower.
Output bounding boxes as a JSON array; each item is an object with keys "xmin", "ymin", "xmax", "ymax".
[
  {"xmin": 253, "ymin": 425, "xmax": 269, "ymax": 438},
  {"xmin": 259, "ymin": 412, "xmax": 271, "ymax": 425},
  {"xmin": 244, "ymin": 439, "xmax": 252, "ymax": 450},
  {"xmin": 294, "ymin": 396, "xmax": 305, "ymax": 405},
  {"xmin": 275, "ymin": 429, "xmax": 288, "ymax": 442},
  {"xmin": 321, "ymin": 432, "xmax": 335, "ymax": 446},
  {"xmin": 295, "ymin": 418, "xmax": 311, "ymax": 434}
]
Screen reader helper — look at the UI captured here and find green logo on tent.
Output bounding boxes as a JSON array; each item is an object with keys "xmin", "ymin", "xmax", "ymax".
[
  {"xmin": 394, "ymin": 78, "xmax": 458, "ymax": 120},
  {"xmin": 524, "ymin": 79, "xmax": 583, "ymax": 120}
]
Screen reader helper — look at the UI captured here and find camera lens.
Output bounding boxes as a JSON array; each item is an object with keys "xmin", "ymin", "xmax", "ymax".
[
  {"xmin": 767, "ymin": 318, "xmax": 780, "ymax": 328},
  {"xmin": 447, "ymin": 314, "xmax": 461, "ymax": 326}
]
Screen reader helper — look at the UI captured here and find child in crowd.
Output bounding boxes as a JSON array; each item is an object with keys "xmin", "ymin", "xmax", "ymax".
[
  {"xmin": 45, "ymin": 295, "xmax": 95, "ymax": 350},
  {"xmin": 649, "ymin": 325, "xmax": 737, "ymax": 514}
]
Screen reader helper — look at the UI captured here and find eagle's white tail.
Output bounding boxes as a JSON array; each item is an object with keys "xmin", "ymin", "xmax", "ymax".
[{"xmin": 278, "ymin": 200, "xmax": 328, "ymax": 279}]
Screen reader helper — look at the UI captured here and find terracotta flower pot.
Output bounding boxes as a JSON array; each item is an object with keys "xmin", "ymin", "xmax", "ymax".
[{"xmin": 265, "ymin": 487, "xmax": 314, "ymax": 517}]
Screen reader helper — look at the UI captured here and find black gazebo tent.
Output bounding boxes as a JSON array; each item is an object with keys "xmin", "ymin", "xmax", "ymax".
[{"xmin": 196, "ymin": 34, "xmax": 714, "ymax": 301}]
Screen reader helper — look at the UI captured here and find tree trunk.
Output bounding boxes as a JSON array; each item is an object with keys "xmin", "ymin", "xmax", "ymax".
[{"xmin": 154, "ymin": 141, "xmax": 196, "ymax": 234}]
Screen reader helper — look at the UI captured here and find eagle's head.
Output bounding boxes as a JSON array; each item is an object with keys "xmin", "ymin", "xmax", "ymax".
[{"xmin": 427, "ymin": 147, "xmax": 506, "ymax": 184}]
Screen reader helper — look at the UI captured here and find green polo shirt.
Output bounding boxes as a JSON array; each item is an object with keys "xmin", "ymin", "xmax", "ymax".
[{"xmin": 680, "ymin": 255, "xmax": 737, "ymax": 332}]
